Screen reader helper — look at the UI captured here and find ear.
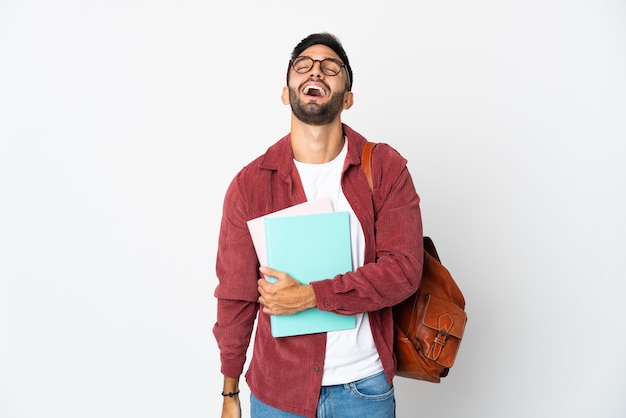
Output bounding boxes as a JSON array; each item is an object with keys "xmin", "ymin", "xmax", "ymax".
[
  {"xmin": 281, "ymin": 86, "xmax": 290, "ymax": 105},
  {"xmin": 343, "ymin": 91, "xmax": 354, "ymax": 110}
]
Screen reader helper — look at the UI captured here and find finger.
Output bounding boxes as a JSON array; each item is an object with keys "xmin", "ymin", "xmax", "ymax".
[
  {"xmin": 257, "ymin": 283, "xmax": 270, "ymax": 300},
  {"xmin": 260, "ymin": 266, "xmax": 281, "ymax": 279}
]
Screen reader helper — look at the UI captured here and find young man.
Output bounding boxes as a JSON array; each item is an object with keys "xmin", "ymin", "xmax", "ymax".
[{"xmin": 213, "ymin": 33, "xmax": 423, "ymax": 418}]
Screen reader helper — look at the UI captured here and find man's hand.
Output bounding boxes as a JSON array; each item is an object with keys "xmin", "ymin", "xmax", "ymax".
[
  {"xmin": 257, "ymin": 266, "xmax": 317, "ymax": 315},
  {"xmin": 221, "ymin": 396, "xmax": 241, "ymax": 418}
]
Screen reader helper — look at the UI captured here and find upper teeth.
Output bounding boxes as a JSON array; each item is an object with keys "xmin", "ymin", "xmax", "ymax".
[{"xmin": 304, "ymin": 86, "xmax": 325, "ymax": 96}]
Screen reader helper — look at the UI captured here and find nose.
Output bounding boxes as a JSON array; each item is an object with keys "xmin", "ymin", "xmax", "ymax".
[{"xmin": 309, "ymin": 59, "xmax": 324, "ymax": 77}]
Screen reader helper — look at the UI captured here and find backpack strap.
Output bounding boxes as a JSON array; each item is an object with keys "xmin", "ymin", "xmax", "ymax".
[
  {"xmin": 361, "ymin": 141, "xmax": 377, "ymax": 193},
  {"xmin": 361, "ymin": 142, "xmax": 440, "ymax": 262}
]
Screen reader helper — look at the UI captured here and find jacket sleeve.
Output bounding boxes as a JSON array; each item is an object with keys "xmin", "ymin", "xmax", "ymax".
[
  {"xmin": 212, "ymin": 173, "xmax": 260, "ymax": 378},
  {"xmin": 310, "ymin": 143, "xmax": 424, "ymax": 315}
]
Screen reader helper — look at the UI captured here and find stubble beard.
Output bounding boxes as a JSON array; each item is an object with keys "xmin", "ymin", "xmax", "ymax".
[{"xmin": 288, "ymin": 85, "xmax": 345, "ymax": 126}]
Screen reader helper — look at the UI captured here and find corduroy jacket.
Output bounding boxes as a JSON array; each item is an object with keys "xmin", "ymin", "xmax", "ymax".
[{"xmin": 213, "ymin": 124, "xmax": 423, "ymax": 417}]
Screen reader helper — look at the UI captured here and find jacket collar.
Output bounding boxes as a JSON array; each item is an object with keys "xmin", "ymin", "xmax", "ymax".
[{"xmin": 259, "ymin": 123, "xmax": 368, "ymax": 174}]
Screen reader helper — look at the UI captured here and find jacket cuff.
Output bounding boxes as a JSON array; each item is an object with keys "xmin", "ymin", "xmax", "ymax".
[{"xmin": 310, "ymin": 279, "xmax": 338, "ymax": 312}]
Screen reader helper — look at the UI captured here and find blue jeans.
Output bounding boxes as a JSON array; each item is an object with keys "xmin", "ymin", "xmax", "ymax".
[{"xmin": 250, "ymin": 371, "xmax": 395, "ymax": 417}]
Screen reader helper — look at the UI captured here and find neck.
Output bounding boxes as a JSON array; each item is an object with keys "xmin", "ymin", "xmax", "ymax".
[{"xmin": 290, "ymin": 118, "xmax": 345, "ymax": 164}]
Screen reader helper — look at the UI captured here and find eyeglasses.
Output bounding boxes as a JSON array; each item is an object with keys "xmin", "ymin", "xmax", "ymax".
[{"xmin": 290, "ymin": 56, "xmax": 347, "ymax": 77}]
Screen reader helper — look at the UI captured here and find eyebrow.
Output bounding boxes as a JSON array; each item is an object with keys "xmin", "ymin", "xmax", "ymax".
[{"xmin": 297, "ymin": 55, "xmax": 343, "ymax": 63}]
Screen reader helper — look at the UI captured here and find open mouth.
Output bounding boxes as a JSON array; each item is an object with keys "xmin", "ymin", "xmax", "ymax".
[{"xmin": 303, "ymin": 85, "xmax": 326, "ymax": 97}]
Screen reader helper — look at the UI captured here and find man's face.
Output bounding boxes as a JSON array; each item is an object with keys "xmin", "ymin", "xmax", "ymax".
[{"xmin": 283, "ymin": 44, "xmax": 352, "ymax": 126}]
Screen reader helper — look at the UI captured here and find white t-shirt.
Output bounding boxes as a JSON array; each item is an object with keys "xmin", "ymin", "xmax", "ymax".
[{"xmin": 294, "ymin": 139, "xmax": 384, "ymax": 386}]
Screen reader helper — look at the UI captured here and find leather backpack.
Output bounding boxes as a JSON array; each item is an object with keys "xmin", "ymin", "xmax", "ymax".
[{"xmin": 362, "ymin": 141, "xmax": 467, "ymax": 382}]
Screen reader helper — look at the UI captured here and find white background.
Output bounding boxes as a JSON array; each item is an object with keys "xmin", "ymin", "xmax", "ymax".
[{"xmin": 1, "ymin": 1, "xmax": 625, "ymax": 417}]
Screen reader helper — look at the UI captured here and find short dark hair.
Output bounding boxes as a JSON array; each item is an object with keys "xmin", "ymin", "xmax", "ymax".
[{"xmin": 287, "ymin": 32, "xmax": 353, "ymax": 91}]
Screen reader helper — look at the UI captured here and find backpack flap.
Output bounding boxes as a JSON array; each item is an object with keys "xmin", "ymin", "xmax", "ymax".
[{"xmin": 419, "ymin": 294, "xmax": 467, "ymax": 368}]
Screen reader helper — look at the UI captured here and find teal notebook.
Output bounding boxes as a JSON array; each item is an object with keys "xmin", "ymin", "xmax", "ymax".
[{"xmin": 263, "ymin": 211, "xmax": 356, "ymax": 337}]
